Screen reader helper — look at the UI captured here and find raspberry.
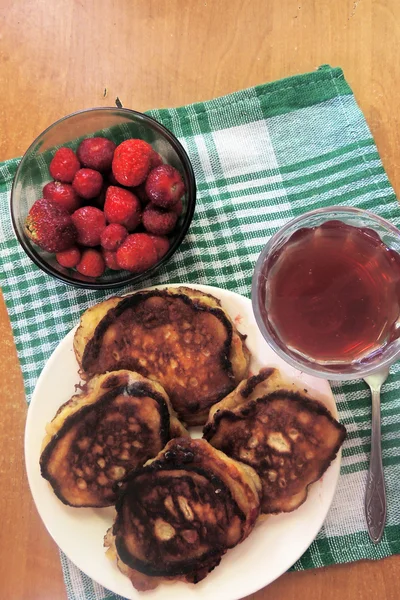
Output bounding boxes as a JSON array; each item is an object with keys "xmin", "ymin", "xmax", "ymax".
[
  {"xmin": 72, "ymin": 168, "xmax": 103, "ymax": 199},
  {"xmin": 116, "ymin": 233, "xmax": 158, "ymax": 273},
  {"xmin": 104, "ymin": 186, "xmax": 141, "ymax": 231},
  {"xmin": 49, "ymin": 148, "xmax": 80, "ymax": 183},
  {"xmin": 145, "ymin": 165, "xmax": 185, "ymax": 209},
  {"xmin": 100, "ymin": 223, "xmax": 128, "ymax": 251},
  {"xmin": 150, "ymin": 150, "xmax": 163, "ymax": 168},
  {"xmin": 112, "ymin": 139, "xmax": 153, "ymax": 187},
  {"xmin": 102, "ymin": 249, "xmax": 120, "ymax": 270},
  {"xmin": 77, "ymin": 137, "xmax": 116, "ymax": 172},
  {"xmin": 142, "ymin": 204, "xmax": 178, "ymax": 236},
  {"xmin": 56, "ymin": 246, "xmax": 81, "ymax": 268},
  {"xmin": 42, "ymin": 181, "xmax": 81, "ymax": 214},
  {"xmin": 76, "ymin": 248, "xmax": 105, "ymax": 277},
  {"xmin": 148, "ymin": 235, "xmax": 170, "ymax": 260},
  {"xmin": 25, "ymin": 199, "xmax": 77, "ymax": 253},
  {"xmin": 71, "ymin": 206, "xmax": 106, "ymax": 246}
]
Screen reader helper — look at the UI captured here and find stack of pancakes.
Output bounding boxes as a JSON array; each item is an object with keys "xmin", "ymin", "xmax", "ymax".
[{"xmin": 40, "ymin": 286, "xmax": 346, "ymax": 591}]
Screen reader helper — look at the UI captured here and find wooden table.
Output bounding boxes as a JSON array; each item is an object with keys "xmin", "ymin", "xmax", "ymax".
[{"xmin": 1, "ymin": 1, "xmax": 400, "ymax": 599}]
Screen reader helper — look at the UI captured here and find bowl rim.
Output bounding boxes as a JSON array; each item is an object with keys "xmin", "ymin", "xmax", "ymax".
[
  {"xmin": 251, "ymin": 205, "xmax": 400, "ymax": 380},
  {"xmin": 10, "ymin": 106, "xmax": 196, "ymax": 290}
]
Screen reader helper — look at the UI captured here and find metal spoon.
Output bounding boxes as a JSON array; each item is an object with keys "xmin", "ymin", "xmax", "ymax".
[{"xmin": 364, "ymin": 367, "xmax": 389, "ymax": 543}]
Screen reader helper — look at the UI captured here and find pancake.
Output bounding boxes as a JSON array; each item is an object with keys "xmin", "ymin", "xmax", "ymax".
[
  {"xmin": 203, "ymin": 368, "xmax": 346, "ymax": 514},
  {"xmin": 74, "ymin": 287, "xmax": 250, "ymax": 425},
  {"xmin": 40, "ymin": 370, "xmax": 188, "ymax": 507},
  {"xmin": 104, "ymin": 437, "xmax": 261, "ymax": 590}
]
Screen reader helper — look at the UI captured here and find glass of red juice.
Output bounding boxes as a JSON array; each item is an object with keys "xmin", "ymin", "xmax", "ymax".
[{"xmin": 252, "ymin": 206, "xmax": 400, "ymax": 379}]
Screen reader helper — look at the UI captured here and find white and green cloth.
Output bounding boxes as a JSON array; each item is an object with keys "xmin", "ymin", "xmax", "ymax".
[{"xmin": 1, "ymin": 65, "xmax": 400, "ymax": 600}]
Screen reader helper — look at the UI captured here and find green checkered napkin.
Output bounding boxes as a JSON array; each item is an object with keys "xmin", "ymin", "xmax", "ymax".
[{"xmin": 1, "ymin": 64, "xmax": 400, "ymax": 600}]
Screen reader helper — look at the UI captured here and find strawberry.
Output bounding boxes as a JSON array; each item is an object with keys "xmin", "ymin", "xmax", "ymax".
[
  {"xmin": 42, "ymin": 181, "xmax": 81, "ymax": 214},
  {"xmin": 112, "ymin": 139, "xmax": 153, "ymax": 187},
  {"xmin": 132, "ymin": 182, "xmax": 150, "ymax": 206},
  {"xmin": 100, "ymin": 223, "xmax": 128, "ymax": 251},
  {"xmin": 142, "ymin": 203, "xmax": 178, "ymax": 236},
  {"xmin": 150, "ymin": 149, "xmax": 163, "ymax": 168},
  {"xmin": 145, "ymin": 165, "xmax": 185, "ymax": 209},
  {"xmin": 148, "ymin": 235, "xmax": 170, "ymax": 260},
  {"xmin": 107, "ymin": 170, "xmax": 121, "ymax": 187},
  {"xmin": 93, "ymin": 183, "xmax": 108, "ymax": 209},
  {"xmin": 56, "ymin": 246, "xmax": 81, "ymax": 268},
  {"xmin": 49, "ymin": 148, "xmax": 80, "ymax": 183},
  {"xmin": 25, "ymin": 199, "xmax": 77, "ymax": 252},
  {"xmin": 77, "ymin": 137, "xmax": 116, "ymax": 172},
  {"xmin": 104, "ymin": 186, "xmax": 141, "ymax": 231},
  {"xmin": 102, "ymin": 249, "xmax": 120, "ymax": 270},
  {"xmin": 71, "ymin": 206, "xmax": 106, "ymax": 247},
  {"xmin": 171, "ymin": 197, "xmax": 183, "ymax": 216},
  {"xmin": 107, "ymin": 171, "xmax": 135, "ymax": 190},
  {"xmin": 76, "ymin": 248, "xmax": 105, "ymax": 277},
  {"xmin": 72, "ymin": 168, "xmax": 103, "ymax": 199},
  {"xmin": 116, "ymin": 233, "xmax": 158, "ymax": 272}
]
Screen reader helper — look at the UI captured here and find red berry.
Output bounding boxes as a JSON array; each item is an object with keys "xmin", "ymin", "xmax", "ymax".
[
  {"xmin": 104, "ymin": 186, "xmax": 141, "ymax": 231},
  {"xmin": 171, "ymin": 198, "xmax": 183, "ymax": 216},
  {"xmin": 150, "ymin": 150, "xmax": 163, "ymax": 168},
  {"xmin": 77, "ymin": 137, "xmax": 116, "ymax": 172},
  {"xmin": 42, "ymin": 181, "xmax": 81, "ymax": 214},
  {"xmin": 102, "ymin": 249, "xmax": 120, "ymax": 270},
  {"xmin": 102, "ymin": 249, "xmax": 121, "ymax": 271},
  {"xmin": 49, "ymin": 148, "xmax": 80, "ymax": 183},
  {"xmin": 132, "ymin": 182, "xmax": 150, "ymax": 206},
  {"xmin": 56, "ymin": 246, "xmax": 81, "ymax": 268},
  {"xmin": 142, "ymin": 204, "xmax": 178, "ymax": 235},
  {"xmin": 25, "ymin": 199, "xmax": 77, "ymax": 252},
  {"xmin": 112, "ymin": 139, "xmax": 153, "ymax": 187},
  {"xmin": 116, "ymin": 233, "xmax": 158, "ymax": 273},
  {"xmin": 100, "ymin": 223, "xmax": 128, "ymax": 251},
  {"xmin": 76, "ymin": 248, "xmax": 105, "ymax": 277},
  {"xmin": 148, "ymin": 235, "xmax": 170, "ymax": 260},
  {"xmin": 107, "ymin": 170, "xmax": 121, "ymax": 186},
  {"xmin": 145, "ymin": 165, "xmax": 185, "ymax": 209},
  {"xmin": 71, "ymin": 206, "xmax": 106, "ymax": 247},
  {"xmin": 73, "ymin": 168, "xmax": 103, "ymax": 199},
  {"xmin": 93, "ymin": 183, "xmax": 108, "ymax": 209}
]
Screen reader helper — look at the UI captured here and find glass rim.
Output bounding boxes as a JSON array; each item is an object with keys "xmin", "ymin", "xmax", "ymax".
[
  {"xmin": 251, "ymin": 205, "xmax": 400, "ymax": 380},
  {"xmin": 9, "ymin": 106, "xmax": 196, "ymax": 290}
]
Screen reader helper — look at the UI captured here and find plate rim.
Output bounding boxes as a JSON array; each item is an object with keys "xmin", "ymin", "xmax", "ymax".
[{"xmin": 24, "ymin": 283, "xmax": 342, "ymax": 600}]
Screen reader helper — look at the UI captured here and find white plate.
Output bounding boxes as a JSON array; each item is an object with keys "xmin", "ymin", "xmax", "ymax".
[{"xmin": 25, "ymin": 284, "xmax": 341, "ymax": 600}]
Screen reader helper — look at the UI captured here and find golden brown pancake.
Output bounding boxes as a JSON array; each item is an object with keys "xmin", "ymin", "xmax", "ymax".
[
  {"xmin": 104, "ymin": 438, "xmax": 261, "ymax": 590},
  {"xmin": 40, "ymin": 370, "xmax": 188, "ymax": 507},
  {"xmin": 74, "ymin": 287, "xmax": 250, "ymax": 425},
  {"xmin": 203, "ymin": 368, "xmax": 346, "ymax": 514}
]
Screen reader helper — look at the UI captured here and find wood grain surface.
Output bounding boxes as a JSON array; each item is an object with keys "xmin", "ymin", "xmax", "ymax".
[{"xmin": 1, "ymin": 1, "xmax": 400, "ymax": 599}]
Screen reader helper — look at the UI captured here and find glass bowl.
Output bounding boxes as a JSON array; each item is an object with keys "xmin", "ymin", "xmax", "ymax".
[
  {"xmin": 252, "ymin": 206, "xmax": 400, "ymax": 380},
  {"xmin": 10, "ymin": 107, "xmax": 196, "ymax": 289}
]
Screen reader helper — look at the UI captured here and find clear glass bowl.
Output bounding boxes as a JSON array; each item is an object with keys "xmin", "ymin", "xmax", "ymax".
[
  {"xmin": 10, "ymin": 107, "xmax": 196, "ymax": 289},
  {"xmin": 252, "ymin": 206, "xmax": 400, "ymax": 380}
]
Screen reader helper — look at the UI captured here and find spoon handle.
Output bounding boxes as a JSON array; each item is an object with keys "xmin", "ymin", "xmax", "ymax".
[{"xmin": 365, "ymin": 384, "xmax": 387, "ymax": 543}]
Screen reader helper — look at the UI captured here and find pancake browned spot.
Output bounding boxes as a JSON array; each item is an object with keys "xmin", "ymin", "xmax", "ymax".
[
  {"xmin": 40, "ymin": 370, "xmax": 188, "ymax": 507},
  {"xmin": 73, "ymin": 287, "xmax": 250, "ymax": 425},
  {"xmin": 203, "ymin": 368, "xmax": 346, "ymax": 514},
  {"xmin": 104, "ymin": 438, "xmax": 261, "ymax": 591}
]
